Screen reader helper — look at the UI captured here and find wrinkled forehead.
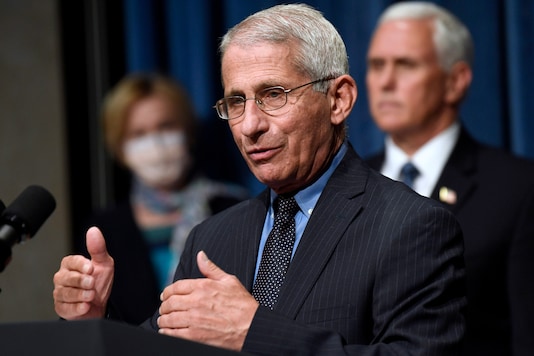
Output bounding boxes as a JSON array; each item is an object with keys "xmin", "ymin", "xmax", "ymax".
[{"xmin": 221, "ymin": 43, "xmax": 304, "ymax": 92}]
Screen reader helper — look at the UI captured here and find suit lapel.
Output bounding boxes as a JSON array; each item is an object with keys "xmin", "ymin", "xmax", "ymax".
[
  {"xmin": 239, "ymin": 190, "xmax": 271, "ymax": 291},
  {"xmin": 367, "ymin": 127, "xmax": 479, "ymax": 213},
  {"xmin": 275, "ymin": 146, "xmax": 366, "ymax": 318},
  {"xmin": 431, "ymin": 128, "xmax": 478, "ymax": 213}
]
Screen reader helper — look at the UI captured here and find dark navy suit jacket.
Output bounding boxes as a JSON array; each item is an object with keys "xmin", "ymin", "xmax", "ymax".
[
  {"xmin": 142, "ymin": 144, "xmax": 466, "ymax": 355},
  {"xmin": 366, "ymin": 128, "xmax": 534, "ymax": 356}
]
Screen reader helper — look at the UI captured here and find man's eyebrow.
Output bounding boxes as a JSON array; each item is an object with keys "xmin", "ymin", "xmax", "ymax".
[
  {"xmin": 225, "ymin": 81, "xmax": 284, "ymax": 97},
  {"xmin": 224, "ymin": 87, "xmax": 245, "ymax": 97},
  {"xmin": 367, "ymin": 56, "xmax": 419, "ymax": 65}
]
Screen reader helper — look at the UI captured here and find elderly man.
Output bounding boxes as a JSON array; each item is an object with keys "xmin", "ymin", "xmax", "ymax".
[{"xmin": 53, "ymin": 4, "xmax": 466, "ymax": 354}]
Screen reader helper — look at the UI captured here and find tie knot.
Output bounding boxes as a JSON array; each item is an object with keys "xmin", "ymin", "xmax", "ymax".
[
  {"xmin": 400, "ymin": 162, "xmax": 420, "ymax": 188},
  {"xmin": 275, "ymin": 196, "xmax": 299, "ymax": 217}
]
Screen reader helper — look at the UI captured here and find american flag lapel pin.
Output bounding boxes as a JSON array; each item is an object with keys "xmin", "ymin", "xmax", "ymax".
[{"xmin": 439, "ymin": 186, "xmax": 457, "ymax": 205}]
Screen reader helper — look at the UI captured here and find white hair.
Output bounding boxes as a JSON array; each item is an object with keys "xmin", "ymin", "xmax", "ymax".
[
  {"xmin": 219, "ymin": 3, "xmax": 349, "ymax": 93},
  {"xmin": 378, "ymin": 1, "xmax": 474, "ymax": 71}
]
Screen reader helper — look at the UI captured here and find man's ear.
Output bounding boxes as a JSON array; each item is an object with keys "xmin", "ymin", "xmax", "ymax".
[
  {"xmin": 445, "ymin": 61, "xmax": 472, "ymax": 105},
  {"xmin": 330, "ymin": 75, "xmax": 358, "ymax": 125}
]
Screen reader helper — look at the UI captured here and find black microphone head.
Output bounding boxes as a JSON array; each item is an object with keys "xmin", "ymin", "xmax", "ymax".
[{"xmin": 1, "ymin": 185, "xmax": 56, "ymax": 237}]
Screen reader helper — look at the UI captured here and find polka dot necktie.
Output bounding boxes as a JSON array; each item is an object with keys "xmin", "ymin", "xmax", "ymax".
[
  {"xmin": 400, "ymin": 161, "xmax": 420, "ymax": 189},
  {"xmin": 253, "ymin": 196, "xmax": 300, "ymax": 309}
]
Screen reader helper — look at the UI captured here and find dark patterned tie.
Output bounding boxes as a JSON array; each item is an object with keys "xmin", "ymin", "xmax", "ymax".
[
  {"xmin": 400, "ymin": 162, "xmax": 420, "ymax": 189},
  {"xmin": 252, "ymin": 196, "xmax": 299, "ymax": 309}
]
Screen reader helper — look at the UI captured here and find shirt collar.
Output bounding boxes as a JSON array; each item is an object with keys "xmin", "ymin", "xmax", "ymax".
[
  {"xmin": 270, "ymin": 141, "xmax": 348, "ymax": 218},
  {"xmin": 382, "ymin": 122, "xmax": 460, "ymax": 196}
]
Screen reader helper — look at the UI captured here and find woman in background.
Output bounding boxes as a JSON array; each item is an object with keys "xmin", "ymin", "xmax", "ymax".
[{"xmin": 79, "ymin": 73, "xmax": 249, "ymax": 325}]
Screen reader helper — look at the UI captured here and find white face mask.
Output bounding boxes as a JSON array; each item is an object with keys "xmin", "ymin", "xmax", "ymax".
[{"xmin": 123, "ymin": 131, "xmax": 191, "ymax": 188}]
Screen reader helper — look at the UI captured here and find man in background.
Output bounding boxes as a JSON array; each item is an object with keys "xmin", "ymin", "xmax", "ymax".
[{"xmin": 365, "ymin": 2, "xmax": 534, "ymax": 355}]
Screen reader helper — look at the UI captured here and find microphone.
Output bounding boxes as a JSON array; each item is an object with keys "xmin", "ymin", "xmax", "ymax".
[{"xmin": 0, "ymin": 185, "xmax": 56, "ymax": 272}]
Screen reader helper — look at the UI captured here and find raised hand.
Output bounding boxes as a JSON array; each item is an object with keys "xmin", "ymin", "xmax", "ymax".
[{"xmin": 53, "ymin": 226, "xmax": 114, "ymax": 320}]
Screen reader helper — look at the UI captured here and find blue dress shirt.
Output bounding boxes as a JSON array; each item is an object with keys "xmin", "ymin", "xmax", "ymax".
[{"xmin": 254, "ymin": 142, "xmax": 348, "ymax": 281}]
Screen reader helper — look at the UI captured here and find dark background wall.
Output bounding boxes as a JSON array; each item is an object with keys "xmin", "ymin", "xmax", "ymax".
[{"xmin": 0, "ymin": 0, "xmax": 69, "ymax": 322}]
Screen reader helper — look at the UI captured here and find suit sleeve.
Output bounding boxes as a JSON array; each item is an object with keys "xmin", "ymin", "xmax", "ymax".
[
  {"xmin": 242, "ymin": 202, "xmax": 466, "ymax": 355},
  {"xmin": 508, "ymin": 185, "xmax": 534, "ymax": 355}
]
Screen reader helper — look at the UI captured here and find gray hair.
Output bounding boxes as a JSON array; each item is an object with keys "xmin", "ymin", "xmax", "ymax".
[
  {"xmin": 219, "ymin": 4, "xmax": 349, "ymax": 93},
  {"xmin": 378, "ymin": 1, "xmax": 474, "ymax": 71}
]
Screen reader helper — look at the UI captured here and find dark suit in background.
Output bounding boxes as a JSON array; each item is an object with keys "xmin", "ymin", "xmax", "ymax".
[
  {"xmin": 365, "ymin": 2, "xmax": 534, "ymax": 354},
  {"xmin": 143, "ymin": 145, "xmax": 467, "ymax": 355},
  {"xmin": 367, "ymin": 127, "xmax": 534, "ymax": 355}
]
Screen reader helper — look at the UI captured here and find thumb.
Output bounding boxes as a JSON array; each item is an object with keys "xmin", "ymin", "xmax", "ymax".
[
  {"xmin": 86, "ymin": 226, "xmax": 112, "ymax": 264},
  {"xmin": 197, "ymin": 251, "xmax": 227, "ymax": 281}
]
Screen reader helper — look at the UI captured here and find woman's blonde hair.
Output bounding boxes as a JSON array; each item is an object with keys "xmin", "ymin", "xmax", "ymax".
[{"xmin": 101, "ymin": 73, "xmax": 197, "ymax": 163}]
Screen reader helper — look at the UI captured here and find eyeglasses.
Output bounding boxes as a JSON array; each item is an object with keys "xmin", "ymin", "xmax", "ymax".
[{"xmin": 213, "ymin": 77, "xmax": 335, "ymax": 120}]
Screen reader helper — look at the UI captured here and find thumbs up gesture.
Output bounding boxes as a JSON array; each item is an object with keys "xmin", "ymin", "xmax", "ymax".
[{"xmin": 53, "ymin": 226, "xmax": 114, "ymax": 320}]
